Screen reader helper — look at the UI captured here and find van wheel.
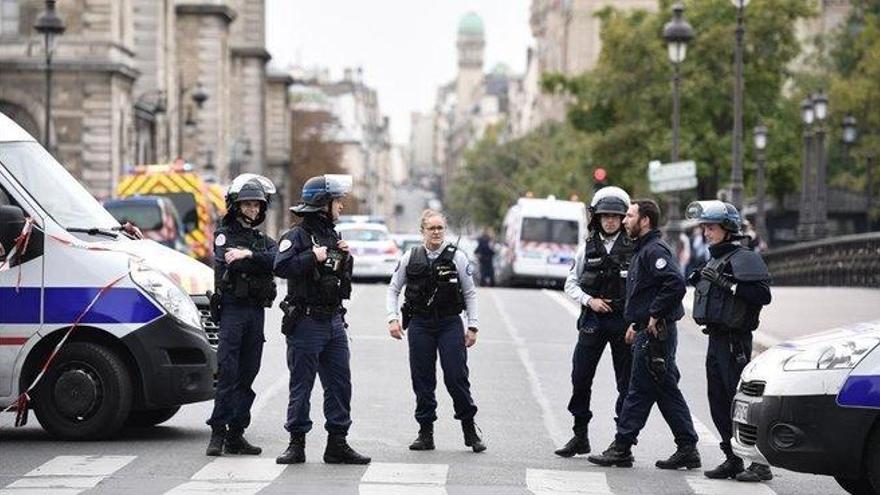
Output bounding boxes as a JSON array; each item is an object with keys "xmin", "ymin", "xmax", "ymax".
[
  {"xmin": 836, "ymin": 475, "xmax": 876, "ymax": 495},
  {"xmin": 126, "ymin": 406, "xmax": 180, "ymax": 427},
  {"xmin": 32, "ymin": 342, "xmax": 132, "ymax": 440}
]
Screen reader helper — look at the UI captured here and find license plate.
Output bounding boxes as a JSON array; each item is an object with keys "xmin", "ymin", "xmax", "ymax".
[{"xmin": 733, "ymin": 400, "xmax": 749, "ymax": 424}]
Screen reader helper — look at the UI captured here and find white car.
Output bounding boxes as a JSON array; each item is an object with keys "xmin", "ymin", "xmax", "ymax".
[
  {"xmin": 338, "ymin": 222, "xmax": 400, "ymax": 281},
  {"xmin": 732, "ymin": 321, "xmax": 880, "ymax": 495}
]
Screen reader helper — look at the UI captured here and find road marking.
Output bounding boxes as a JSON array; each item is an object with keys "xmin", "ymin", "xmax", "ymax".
[
  {"xmin": 491, "ymin": 291, "xmax": 567, "ymax": 447},
  {"xmin": 165, "ymin": 481, "xmax": 270, "ymax": 495},
  {"xmin": 190, "ymin": 458, "xmax": 285, "ymax": 482},
  {"xmin": 359, "ymin": 485, "xmax": 446, "ymax": 495},
  {"xmin": 685, "ymin": 475, "xmax": 777, "ymax": 495},
  {"xmin": 526, "ymin": 469, "xmax": 613, "ymax": 494},
  {"xmin": 542, "ymin": 289, "xmax": 580, "ymax": 318},
  {"xmin": 0, "ymin": 455, "xmax": 135, "ymax": 495},
  {"xmin": 691, "ymin": 414, "xmax": 720, "ymax": 450},
  {"xmin": 250, "ymin": 373, "xmax": 289, "ymax": 420},
  {"xmin": 359, "ymin": 462, "xmax": 448, "ymax": 495}
]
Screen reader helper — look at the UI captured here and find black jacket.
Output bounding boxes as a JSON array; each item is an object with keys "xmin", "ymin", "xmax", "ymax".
[{"xmin": 624, "ymin": 229, "xmax": 685, "ymax": 327}]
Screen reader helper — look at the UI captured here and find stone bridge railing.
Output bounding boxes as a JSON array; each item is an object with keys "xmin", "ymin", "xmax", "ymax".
[{"xmin": 764, "ymin": 232, "xmax": 880, "ymax": 287}]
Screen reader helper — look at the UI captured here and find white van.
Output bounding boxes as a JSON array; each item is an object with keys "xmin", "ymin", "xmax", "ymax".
[
  {"xmin": 732, "ymin": 321, "xmax": 880, "ymax": 495},
  {"xmin": 0, "ymin": 112, "xmax": 216, "ymax": 439},
  {"xmin": 497, "ymin": 196, "xmax": 587, "ymax": 287}
]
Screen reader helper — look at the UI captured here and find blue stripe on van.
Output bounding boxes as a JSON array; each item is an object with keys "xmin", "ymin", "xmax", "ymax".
[
  {"xmin": 0, "ymin": 287, "xmax": 162, "ymax": 324},
  {"xmin": 837, "ymin": 374, "xmax": 880, "ymax": 409}
]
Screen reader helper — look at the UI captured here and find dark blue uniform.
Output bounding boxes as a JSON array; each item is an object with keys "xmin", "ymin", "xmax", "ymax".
[
  {"xmin": 207, "ymin": 222, "xmax": 277, "ymax": 434},
  {"xmin": 274, "ymin": 215, "xmax": 354, "ymax": 436},
  {"xmin": 615, "ymin": 229, "xmax": 698, "ymax": 449}
]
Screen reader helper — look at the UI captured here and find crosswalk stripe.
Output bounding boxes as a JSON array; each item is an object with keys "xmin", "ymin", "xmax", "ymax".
[
  {"xmin": 164, "ymin": 481, "xmax": 270, "ymax": 495},
  {"xmin": 685, "ymin": 475, "xmax": 777, "ymax": 495},
  {"xmin": 526, "ymin": 469, "xmax": 613, "ymax": 495},
  {"xmin": 359, "ymin": 485, "xmax": 447, "ymax": 495},
  {"xmin": 190, "ymin": 458, "xmax": 285, "ymax": 482},
  {"xmin": 359, "ymin": 462, "xmax": 448, "ymax": 495},
  {"xmin": 0, "ymin": 455, "xmax": 135, "ymax": 495}
]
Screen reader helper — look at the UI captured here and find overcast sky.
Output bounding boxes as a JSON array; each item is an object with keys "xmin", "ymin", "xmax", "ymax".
[{"xmin": 265, "ymin": 0, "xmax": 533, "ymax": 144}]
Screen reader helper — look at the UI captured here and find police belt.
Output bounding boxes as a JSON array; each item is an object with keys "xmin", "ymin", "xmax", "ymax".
[
  {"xmin": 302, "ymin": 304, "xmax": 340, "ymax": 317},
  {"xmin": 701, "ymin": 324, "xmax": 748, "ymax": 336},
  {"xmin": 410, "ymin": 306, "xmax": 462, "ymax": 319}
]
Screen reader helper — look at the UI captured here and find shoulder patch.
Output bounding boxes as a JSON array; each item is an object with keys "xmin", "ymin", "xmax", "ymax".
[
  {"xmin": 466, "ymin": 262, "xmax": 475, "ymax": 276},
  {"xmin": 655, "ymin": 258, "xmax": 667, "ymax": 270},
  {"xmin": 279, "ymin": 239, "xmax": 292, "ymax": 253},
  {"xmin": 215, "ymin": 233, "xmax": 226, "ymax": 247}
]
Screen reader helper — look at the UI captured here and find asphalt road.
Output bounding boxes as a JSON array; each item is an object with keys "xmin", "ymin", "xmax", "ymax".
[{"xmin": 1, "ymin": 284, "xmax": 878, "ymax": 495}]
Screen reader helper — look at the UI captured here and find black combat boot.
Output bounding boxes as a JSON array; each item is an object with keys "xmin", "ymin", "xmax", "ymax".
[
  {"xmin": 554, "ymin": 433, "xmax": 590, "ymax": 457},
  {"xmin": 704, "ymin": 446, "xmax": 745, "ymax": 479},
  {"xmin": 409, "ymin": 423, "xmax": 435, "ymax": 451},
  {"xmin": 205, "ymin": 425, "xmax": 226, "ymax": 457},
  {"xmin": 587, "ymin": 441, "xmax": 634, "ymax": 467},
  {"xmin": 225, "ymin": 429, "xmax": 262, "ymax": 455},
  {"xmin": 275, "ymin": 433, "xmax": 306, "ymax": 464},
  {"xmin": 323, "ymin": 434, "xmax": 371, "ymax": 464},
  {"xmin": 735, "ymin": 463, "xmax": 773, "ymax": 482},
  {"xmin": 655, "ymin": 444, "xmax": 702, "ymax": 470},
  {"xmin": 461, "ymin": 420, "xmax": 487, "ymax": 453}
]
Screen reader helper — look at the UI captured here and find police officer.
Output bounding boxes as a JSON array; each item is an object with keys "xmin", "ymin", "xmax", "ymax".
[
  {"xmin": 206, "ymin": 174, "xmax": 278, "ymax": 456},
  {"xmin": 556, "ymin": 187, "xmax": 634, "ymax": 457},
  {"xmin": 588, "ymin": 199, "xmax": 701, "ymax": 469},
  {"xmin": 274, "ymin": 174, "xmax": 370, "ymax": 465},
  {"xmin": 685, "ymin": 201, "xmax": 772, "ymax": 482},
  {"xmin": 386, "ymin": 209, "xmax": 485, "ymax": 453}
]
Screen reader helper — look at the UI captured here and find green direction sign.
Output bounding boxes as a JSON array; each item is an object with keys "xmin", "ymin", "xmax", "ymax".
[{"xmin": 648, "ymin": 160, "xmax": 697, "ymax": 193}]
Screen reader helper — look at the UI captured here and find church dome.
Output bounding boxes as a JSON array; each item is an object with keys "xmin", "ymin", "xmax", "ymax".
[{"xmin": 458, "ymin": 12, "xmax": 484, "ymax": 36}]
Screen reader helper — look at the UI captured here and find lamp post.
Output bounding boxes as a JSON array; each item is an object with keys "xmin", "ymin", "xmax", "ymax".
[
  {"xmin": 813, "ymin": 91, "xmax": 829, "ymax": 238},
  {"xmin": 662, "ymin": 3, "xmax": 693, "ymax": 256},
  {"xmin": 753, "ymin": 122, "xmax": 768, "ymax": 245},
  {"xmin": 797, "ymin": 97, "xmax": 815, "ymax": 240},
  {"xmin": 33, "ymin": 0, "xmax": 66, "ymax": 153},
  {"xmin": 730, "ymin": 0, "xmax": 749, "ymax": 210},
  {"xmin": 842, "ymin": 114, "xmax": 858, "ymax": 168}
]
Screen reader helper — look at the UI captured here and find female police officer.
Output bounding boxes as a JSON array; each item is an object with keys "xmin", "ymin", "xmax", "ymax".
[
  {"xmin": 386, "ymin": 209, "xmax": 485, "ymax": 453},
  {"xmin": 206, "ymin": 174, "xmax": 278, "ymax": 456},
  {"xmin": 274, "ymin": 174, "xmax": 370, "ymax": 465}
]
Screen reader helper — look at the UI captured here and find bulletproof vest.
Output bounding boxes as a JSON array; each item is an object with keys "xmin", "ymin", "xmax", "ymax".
[
  {"xmin": 404, "ymin": 245, "xmax": 465, "ymax": 316},
  {"xmin": 693, "ymin": 245, "xmax": 769, "ymax": 331},
  {"xmin": 285, "ymin": 224, "xmax": 349, "ymax": 308},
  {"xmin": 577, "ymin": 233, "xmax": 633, "ymax": 311},
  {"xmin": 218, "ymin": 229, "xmax": 277, "ymax": 307}
]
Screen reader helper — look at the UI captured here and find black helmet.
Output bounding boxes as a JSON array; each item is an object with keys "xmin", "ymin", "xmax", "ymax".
[
  {"xmin": 685, "ymin": 200, "xmax": 742, "ymax": 233},
  {"xmin": 291, "ymin": 174, "xmax": 352, "ymax": 215}
]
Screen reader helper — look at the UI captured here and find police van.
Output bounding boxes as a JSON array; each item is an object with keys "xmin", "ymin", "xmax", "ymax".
[
  {"xmin": 0, "ymin": 112, "xmax": 217, "ymax": 439},
  {"xmin": 732, "ymin": 321, "xmax": 880, "ymax": 495},
  {"xmin": 497, "ymin": 196, "xmax": 587, "ymax": 287}
]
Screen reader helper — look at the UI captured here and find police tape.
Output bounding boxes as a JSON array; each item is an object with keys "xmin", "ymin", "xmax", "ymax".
[{"xmin": 0, "ymin": 219, "xmax": 146, "ymax": 428}]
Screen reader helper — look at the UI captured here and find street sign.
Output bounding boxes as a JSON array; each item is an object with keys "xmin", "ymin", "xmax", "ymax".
[{"xmin": 648, "ymin": 160, "xmax": 697, "ymax": 193}]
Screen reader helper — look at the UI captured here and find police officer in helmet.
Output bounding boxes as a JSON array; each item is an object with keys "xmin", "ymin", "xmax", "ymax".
[
  {"xmin": 686, "ymin": 200, "xmax": 772, "ymax": 482},
  {"xmin": 387, "ymin": 209, "xmax": 485, "ymax": 453},
  {"xmin": 274, "ymin": 174, "xmax": 370, "ymax": 465},
  {"xmin": 556, "ymin": 186, "xmax": 634, "ymax": 457},
  {"xmin": 588, "ymin": 199, "xmax": 701, "ymax": 470},
  {"xmin": 206, "ymin": 174, "xmax": 278, "ymax": 456}
]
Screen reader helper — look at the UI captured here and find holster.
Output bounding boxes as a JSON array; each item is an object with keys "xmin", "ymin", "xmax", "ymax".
[
  {"xmin": 279, "ymin": 298, "xmax": 303, "ymax": 336},
  {"xmin": 401, "ymin": 302, "xmax": 413, "ymax": 330},
  {"xmin": 645, "ymin": 319, "xmax": 668, "ymax": 383},
  {"xmin": 208, "ymin": 290, "xmax": 222, "ymax": 323}
]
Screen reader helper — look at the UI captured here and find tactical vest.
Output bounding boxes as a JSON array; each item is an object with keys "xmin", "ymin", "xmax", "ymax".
[
  {"xmin": 217, "ymin": 231, "xmax": 277, "ymax": 307},
  {"xmin": 693, "ymin": 247, "xmax": 764, "ymax": 331},
  {"xmin": 404, "ymin": 245, "xmax": 465, "ymax": 317},
  {"xmin": 577, "ymin": 234, "xmax": 633, "ymax": 312},
  {"xmin": 286, "ymin": 225, "xmax": 349, "ymax": 309}
]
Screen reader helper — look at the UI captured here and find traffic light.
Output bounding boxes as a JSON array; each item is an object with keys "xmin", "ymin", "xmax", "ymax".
[{"xmin": 593, "ymin": 167, "xmax": 608, "ymax": 192}]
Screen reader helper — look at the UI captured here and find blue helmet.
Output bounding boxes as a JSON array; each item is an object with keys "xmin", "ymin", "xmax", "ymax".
[
  {"xmin": 291, "ymin": 174, "xmax": 353, "ymax": 215},
  {"xmin": 685, "ymin": 200, "xmax": 742, "ymax": 233}
]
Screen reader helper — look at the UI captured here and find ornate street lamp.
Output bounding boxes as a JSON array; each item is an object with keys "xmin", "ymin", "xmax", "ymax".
[
  {"xmin": 813, "ymin": 91, "xmax": 829, "ymax": 238},
  {"xmin": 729, "ymin": 0, "xmax": 750, "ymax": 210},
  {"xmin": 797, "ymin": 97, "xmax": 815, "ymax": 240},
  {"xmin": 33, "ymin": 0, "xmax": 66, "ymax": 152},
  {"xmin": 753, "ymin": 122, "xmax": 768, "ymax": 245},
  {"xmin": 842, "ymin": 114, "xmax": 858, "ymax": 169}
]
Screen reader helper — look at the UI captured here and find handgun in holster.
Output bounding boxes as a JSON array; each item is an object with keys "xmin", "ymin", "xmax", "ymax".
[
  {"xmin": 646, "ymin": 318, "xmax": 668, "ymax": 383},
  {"xmin": 279, "ymin": 297, "xmax": 303, "ymax": 336},
  {"xmin": 401, "ymin": 302, "xmax": 413, "ymax": 330},
  {"xmin": 208, "ymin": 290, "xmax": 222, "ymax": 323}
]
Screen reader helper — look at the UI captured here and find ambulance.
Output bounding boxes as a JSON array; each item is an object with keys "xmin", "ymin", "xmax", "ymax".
[
  {"xmin": 732, "ymin": 320, "xmax": 880, "ymax": 495},
  {"xmin": 496, "ymin": 196, "xmax": 587, "ymax": 287},
  {"xmin": 116, "ymin": 161, "xmax": 225, "ymax": 264},
  {"xmin": 0, "ymin": 112, "xmax": 217, "ymax": 440}
]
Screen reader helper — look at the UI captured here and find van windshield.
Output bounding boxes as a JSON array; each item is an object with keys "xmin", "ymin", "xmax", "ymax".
[
  {"xmin": 0, "ymin": 142, "xmax": 119, "ymax": 230},
  {"xmin": 521, "ymin": 217, "xmax": 579, "ymax": 245},
  {"xmin": 105, "ymin": 202, "xmax": 163, "ymax": 231}
]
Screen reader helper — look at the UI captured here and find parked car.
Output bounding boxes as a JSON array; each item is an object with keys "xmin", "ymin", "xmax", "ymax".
[
  {"xmin": 337, "ymin": 222, "xmax": 400, "ymax": 281},
  {"xmin": 732, "ymin": 322, "xmax": 880, "ymax": 495},
  {"xmin": 104, "ymin": 195, "xmax": 191, "ymax": 256},
  {"xmin": 392, "ymin": 233, "xmax": 422, "ymax": 254}
]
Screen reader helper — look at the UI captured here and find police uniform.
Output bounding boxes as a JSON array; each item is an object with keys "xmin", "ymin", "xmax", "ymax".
[
  {"xmin": 588, "ymin": 228, "xmax": 700, "ymax": 469},
  {"xmin": 386, "ymin": 241, "xmax": 485, "ymax": 452},
  {"xmin": 687, "ymin": 200, "xmax": 772, "ymax": 481},
  {"xmin": 274, "ymin": 174, "xmax": 370, "ymax": 466},
  {"xmin": 206, "ymin": 177, "xmax": 278, "ymax": 456}
]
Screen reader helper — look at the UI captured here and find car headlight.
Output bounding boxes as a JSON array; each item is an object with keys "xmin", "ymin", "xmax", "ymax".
[
  {"xmin": 783, "ymin": 335, "xmax": 880, "ymax": 371},
  {"xmin": 130, "ymin": 260, "xmax": 202, "ymax": 330}
]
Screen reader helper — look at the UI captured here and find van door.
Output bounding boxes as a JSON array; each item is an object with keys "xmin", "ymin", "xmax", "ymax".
[{"xmin": 0, "ymin": 177, "xmax": 45, "ymax": 398}]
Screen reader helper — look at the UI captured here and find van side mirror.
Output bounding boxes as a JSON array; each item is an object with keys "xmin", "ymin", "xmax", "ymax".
[{"xmin": 0, "ymin": 205, "xmax": 25, "ymax": 256}]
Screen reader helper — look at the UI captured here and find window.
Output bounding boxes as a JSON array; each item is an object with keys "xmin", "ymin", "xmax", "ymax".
[
  {"xmin": 0, "ymin": 0, "xmax": 20, "ymax": 38},
  {"xmin": 521, "ymin": 218, "xmax": 579, "ymax": 245},
  {"xmin": 340, "ymin": 228, "xmax": 388, "ymax": 242}
]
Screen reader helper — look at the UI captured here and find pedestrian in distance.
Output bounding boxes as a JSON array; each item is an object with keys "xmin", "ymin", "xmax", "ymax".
[
  {"xmin": 274, "ymin": 174, "xmax": 370, "ymax": 465},
  {"xmin": 555, "ymin": 186, "xmax": 634, "ymax": 458},
  {"xmin": 588, "ymin": 199, "xmax": 701, "ymax": 470},
  {"xmin": 685, "ymin": 200, "xmax": 773, "ymax": 482},
  {"xmin": 474, "ymin": 228, "xmax": 496, "ymax": 287},
  {"xmin": 206, "ymin": 174, "xmax": 279, "ymax": 456},
  {"xmin": 387, "ymin": 209, "xmax": 486, "ymax": 453}
]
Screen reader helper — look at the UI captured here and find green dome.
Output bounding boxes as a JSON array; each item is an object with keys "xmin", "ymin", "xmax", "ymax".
[{"xmin": 458, "ymin": 12, "xmax": 484, "ymax": 36}]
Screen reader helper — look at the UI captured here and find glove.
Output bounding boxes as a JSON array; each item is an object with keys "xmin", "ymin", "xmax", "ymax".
[{"xmin": 700, "ymin": 266, "xmax": 734, "ymax": 291}]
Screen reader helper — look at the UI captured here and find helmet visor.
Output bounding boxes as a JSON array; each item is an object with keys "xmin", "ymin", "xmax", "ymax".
[
  {"xmin": 685, "ymin": 200, "xmax": 728, "ymax": 224},
  {"xmin": 228, "ymin": 173, "xmax": 277, "ymax": 196},
  {"xmin": 325, "ymin": 174, "xmax": 353, "ymax": 197}
]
